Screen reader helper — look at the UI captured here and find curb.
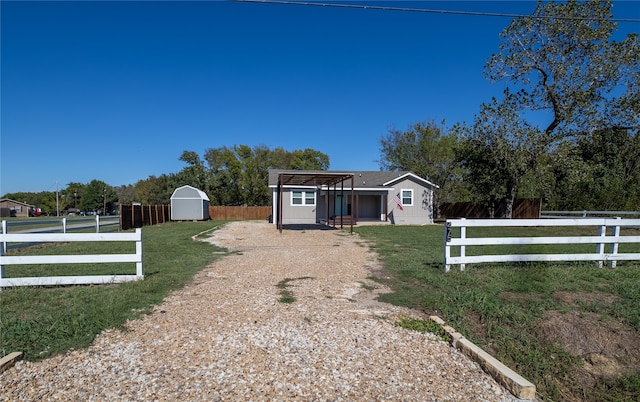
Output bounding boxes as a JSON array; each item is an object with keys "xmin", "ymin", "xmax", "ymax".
[
  {"xmin": 0, "ymin": 352, "xmax": 23, "ymax": 374},
  {"xmin": 429, "ymin": 316, "xmax": 536, "ymax": 400}
]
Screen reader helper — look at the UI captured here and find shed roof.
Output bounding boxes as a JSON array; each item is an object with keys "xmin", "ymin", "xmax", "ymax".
[{"xmin": 170, "ymin": 185, "xmax": 210, "ymax": 201}]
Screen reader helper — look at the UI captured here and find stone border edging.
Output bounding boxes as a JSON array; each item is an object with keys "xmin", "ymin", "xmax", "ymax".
[
  {"xmin": 0, "ymin": 352, "xmax": 22, "ymax": 374},
  {"xmin": 429, "ymin": 316, "xmax": 537, "ymax": 400}
]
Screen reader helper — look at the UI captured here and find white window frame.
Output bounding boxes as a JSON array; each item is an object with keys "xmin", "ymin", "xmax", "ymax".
[
  {"xmin": 401, "ymin": 189, "xmax": 413, "ymax": 207},
  {"xmin": 291, "ymin": 190, "xmax": 316, "ymax": 206}
]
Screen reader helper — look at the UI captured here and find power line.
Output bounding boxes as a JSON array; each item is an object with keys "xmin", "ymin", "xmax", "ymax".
[{"xmin": 231, "ymin": 0, "xmax": 640, "ymax": 23}]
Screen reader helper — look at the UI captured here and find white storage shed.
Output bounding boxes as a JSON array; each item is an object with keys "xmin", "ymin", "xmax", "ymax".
[{"xmin": 170, "ymin": 185, "xmax": 210, "ymax": 221}]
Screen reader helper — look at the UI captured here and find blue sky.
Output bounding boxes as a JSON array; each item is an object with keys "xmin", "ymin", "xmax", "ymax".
[{"xmin": 1, "ymin": 1, "xmax": 638, "ymax": 195}]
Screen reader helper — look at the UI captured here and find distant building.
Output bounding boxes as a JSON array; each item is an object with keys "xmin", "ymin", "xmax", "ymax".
[{"xmin": 0, "ymin": 199, "xmax": 36, "ymax": 218}]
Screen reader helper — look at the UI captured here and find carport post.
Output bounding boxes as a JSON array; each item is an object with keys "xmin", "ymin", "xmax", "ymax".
[
  {"xmin": 350, "ymin": 175, "xmax": 354, "ymax": 233},
  {"xmin": 277, "ymin": 178, "xmax": 283, "ymax": 233}
]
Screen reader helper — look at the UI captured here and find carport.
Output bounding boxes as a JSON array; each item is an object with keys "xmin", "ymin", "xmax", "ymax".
[{"xmin": 275, "ymin": 171, "xmax": 355, "ymax": 233}]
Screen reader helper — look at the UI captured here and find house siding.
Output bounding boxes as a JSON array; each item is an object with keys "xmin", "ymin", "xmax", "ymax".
[
  {"xmin": 387, "ymin": 178, "xmax": 435, "ymax": 225},
  {"xmin": 269, "ymin": 170, "xmax": 438, "ymax": 226},
  {"xmin": 0, "ymin": 199, "xmax": 34, "ymax": 218},
  {"xmin": 272, "ymin": 188, "xmax": 318, "ymax": 224}
]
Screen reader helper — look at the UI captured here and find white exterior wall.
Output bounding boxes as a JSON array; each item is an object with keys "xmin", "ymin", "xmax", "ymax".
[
  {"xmin": 387, "ymin": 179, "xmax": 435, "ymax": 225},
  {"xmin": 170, "ymin": 186, "xmax": 210, "ymax": 221},
  {"xmin": 171, "ymin": 198, "xmax": 205, "ymax": 220},
  {"xmin": 270, "ymin": 176, "xmax": 436, "ymax": 226},
  {"xmin": 271, "ymin": 187, "xmax": 318, "ymax": 224}
]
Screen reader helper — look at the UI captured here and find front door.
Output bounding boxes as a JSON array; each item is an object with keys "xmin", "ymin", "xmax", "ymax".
[{"xmin": 335, "ymin": 195, "xmax": 348, "ymax": 216}]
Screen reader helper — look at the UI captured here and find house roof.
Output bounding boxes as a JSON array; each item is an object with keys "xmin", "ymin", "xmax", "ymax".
[
  {"xmin": 0, "ymin": 199, "xmax": 35, "ymax": 207},
  {"xmin": 268, "ymin": 170, "xmax": 438, "ymax": 189}
]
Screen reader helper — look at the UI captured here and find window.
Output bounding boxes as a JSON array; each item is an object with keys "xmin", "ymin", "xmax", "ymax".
[
  {"xmin": 401, "ymin": 189, "xmax": 413, "ymax": 206},
  {"xmin": 291, "ymin": 190, "xmax": 316, "ymax": 206}
]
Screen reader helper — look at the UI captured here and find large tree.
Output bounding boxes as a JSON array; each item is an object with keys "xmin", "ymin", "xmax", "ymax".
[
  {"xmin": 487, "ymin": 0, "xmax": 639, "ymax": 138},
  {"xmin": 175, "ymin": 150, "xmax": 209, "ymax": 192},
  {"xmin": 133, "ymin": 174, "xmax": 174, "ymax": 205},
  {"xmin": 79, "ymin": 180, "xmax": 118, "ymax": 214},
  {"xmin": 379, "ymin": 120, "xmax": 468, "ymax": 208},
  {"xmin": 204, "ymin": 145, "xmax": 330, "ymax": 206},
  {"xmin": 455, "ymin": 93, "xmax": 546, "ymax": 217},
  {"xmin": 546, "ymin": 127, "xmax": 640, "ymax": 210},
  {"xmin": 459, "ymin": 0, "xmax": 639, "ymax": 216}
]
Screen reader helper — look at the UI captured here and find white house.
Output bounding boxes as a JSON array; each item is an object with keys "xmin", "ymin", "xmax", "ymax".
[{"xmin": 268, "ymin": 170, "xmax": 439, "ymax": 228}]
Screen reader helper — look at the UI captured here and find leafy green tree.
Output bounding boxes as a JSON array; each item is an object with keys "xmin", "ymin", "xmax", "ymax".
[
  {"xmin": 288, "ymin": 148, "xmax": 330, "ymax": 170},
  {"xmin": 175, "ymin": 150, "xmax": 208, "ymax": 191},
  {"xmin": 457, "ymin": 0, "xmax": 639, "ymax": 215},
  {"xmin": 203, "ymin": 145, "xmax": 330, "ymax": 206},
  {"xmin": 79, "ymin": 180, "xmax": 117, "ymax": 214},
  {"xmin": 547, "ymin": 128, "xmax": 640, "ymax": 210},
  {"xmin": 486, "ymin": 0, "xmax": 639, "ymax": 139},
  {"xmin": 456, "ymin": 94, "xmax": 546, "ymax": 217},
  {"xmin": 133, "ymin": 174, "xmax": 173, "ymax": 205},
  {"xmin": 204, "ymin": 146, "xmax": 244, "ymax": 205},
  {"xmin": 65, "ymin": 182, "xmax": 85, "ymax": 211},
  {"xmin": 114, "ymin": 184, "xmax": 135, "ymax": 205},
  {"xmin": 379, "ymin": 120, "xmax": 468, "ymax": 207}
]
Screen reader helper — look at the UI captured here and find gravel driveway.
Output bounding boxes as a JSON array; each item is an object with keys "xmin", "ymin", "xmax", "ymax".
[{"xmin": 1, "ymin": 221, "xmax": 522, "ymax": 401}]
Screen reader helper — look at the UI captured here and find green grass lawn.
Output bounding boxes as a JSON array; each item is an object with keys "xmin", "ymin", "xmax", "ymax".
[
  {"xmin": 0, "ymin": 220, "xmax": 228, "ymax": 361},
  {"xmin": 354, "ymin": 224, "xmax": 640, "ymax": 402}
]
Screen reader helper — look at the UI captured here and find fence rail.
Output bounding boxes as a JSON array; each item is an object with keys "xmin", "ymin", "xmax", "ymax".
[
  {"xmin": 2, "ymin": 216, "xmax": 120, "ymax": 253},
  {"xmin": 0, "ymin": 229, "xmax": 143, "ymax": 288},
  {"xmin": 444, "ymin": 218, "xmax": 640, "ymax": 272},
  {"xmin": 541, "ymin": 210, "xmax": 640, "ymax": 219},
  {"xmin": 439, "ymin": 198, "xmax": 541, "ymax": 219}
]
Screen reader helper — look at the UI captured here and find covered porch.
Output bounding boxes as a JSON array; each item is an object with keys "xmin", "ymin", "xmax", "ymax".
[{"xmin": 275, "ymin": 171, "xmax": 356, "ymax": 233}]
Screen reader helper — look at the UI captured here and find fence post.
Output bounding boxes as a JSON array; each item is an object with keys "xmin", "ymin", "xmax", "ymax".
[
  {"xmin": 460, "ymin": 218, "xmax": 466, "ymax": 271},
  {"xmin": 135, "ymin": 228, "xmax": 144, "ymax": 279},
  {"xmin": 2, "ymin": 220, "xmax": 6, "ymax": 255},
  {"xmin": 597, "ymin": 222, "xmax": 606, "ymax": 268},
  {"xmin": 96, "ymin": 214, "xmax": 100, "ymax": 233},
  {"xmin": 62, "ymin": 218, "xmax": 67, "ymax": 233},
  {"xmin": 610, "ymin": 217, "xmax": 621, "ymax": 268},
  {"xmin": 1, "ymin": 220, "xmax": 5, "ymax": 282},
  {"xmin": 444, "ymin": 221, "xmax": 451, "ymax": 272}
]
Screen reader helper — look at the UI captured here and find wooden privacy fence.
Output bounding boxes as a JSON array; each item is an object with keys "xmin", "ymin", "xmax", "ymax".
[
  {"xmin": 120, "ymin": 204, "xmax": 170, "ymax": 230},
  {"xmin": 0, "ymin": 229, "xmax": 143, "ymax": 288},
  {"xmin": 444, "ymin": 218, "xmax": 640, "ymax": 272},
  {"xmin": 439, "ymin": 198, "xmax": 542, "ymax": 219},
  {"xmin": 209, "ymin": 206, "xmax": 271, "ymax": 221}
]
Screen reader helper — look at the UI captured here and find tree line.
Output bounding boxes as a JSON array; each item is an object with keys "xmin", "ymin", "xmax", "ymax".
[
  {"xmin": 2, "ymin": 146, "xmax": 328, "ymax": 215},
  {"xmin": 129, "ymin": 146, "xmax": 329, "ymax": 206},
  {"xmin": 4, "ymin": 1, "xmax": 638, "ymax": 216}
]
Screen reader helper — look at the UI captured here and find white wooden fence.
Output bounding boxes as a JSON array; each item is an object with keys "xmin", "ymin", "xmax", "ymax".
[
  {"xmin": 444, "ymin": 218, "xmax": 640, "ymax": 272},
  {"xmin": 0, "ymin": 229, "xmax": 143, "ymax": 288},
  {"xmin": 541, "ymin": 210, "xmax": 640, "ymax": 219}
]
